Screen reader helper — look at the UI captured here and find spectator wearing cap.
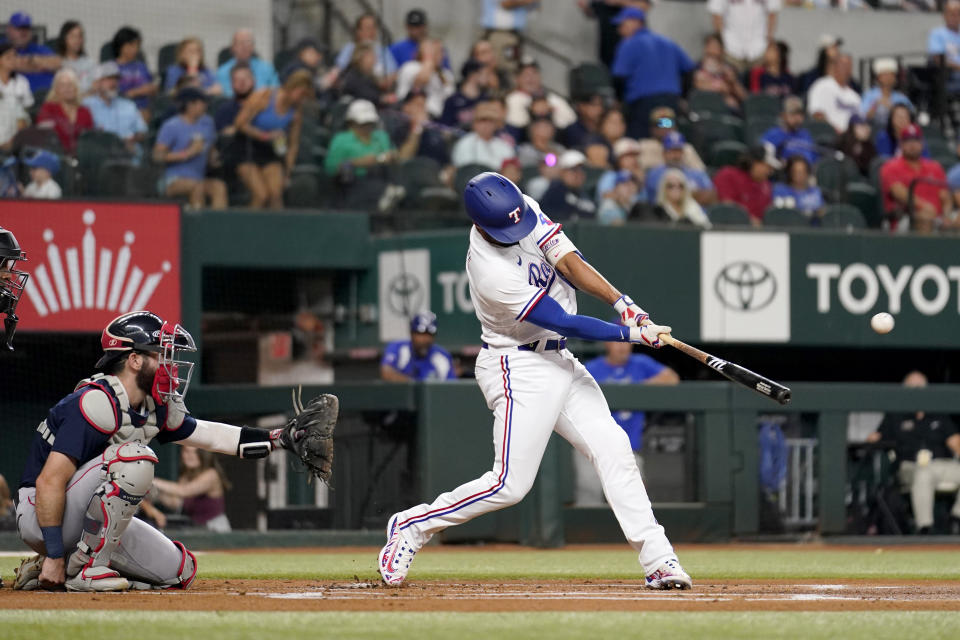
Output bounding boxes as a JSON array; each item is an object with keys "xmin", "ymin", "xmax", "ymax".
[
  {"xmin": 439, "ymin": 58, "xmax": 491, "ymax": 129},
  {"xmin": 796, "ymin": 34, "xmax": 844, "ymax": 97},
  {"xmin": 54, "ymin": 21, "xmax": 96, "ymax": 95},
  {"xmin": 451, "ymin": 100, "xmax": 516, "ymax": 170},
  {"xmin": 540, "ymin": 149, "xmax": 597, "ymax": 221},
  {"xmin": 647, "ymin": 169, "xmax": 711, "ymax": 228},
  {"xmin": 837, "ymin": 114, "xmax": 877, "ymax": 178},
  {"xmin": 637, "ymin": 106, "xmax": 706, "ymax": 172},
  {"xmin": 0, "ymin": 42, "xmax": 31, "ymax": 150},
  {"xmin": 807, "ymin": 53, "xmax": 860, "ymax": 134},
  {"xmin": 517, "ymin": 113, "xmax": 565, "ymax": 168},
  {"xmin": 713, "ymin": 146, "xmax": 779, "ymax": 225},
  {"xmin": 746, "ymin": 40, "xmax": 793, "ymax": 97},
  {"xmin": 1, "ymin": 12, "xmax": 58, "ymax": 92},
  {"xmin": 880, "ymin": 124, "xmax": 953, "ymax": 234},
  {"xmin": 390, "ymin": 9, "xmax": 451, "ymax": 70},
  {"xmin": 610, "ymin": 8, "xmax": 695, "ymax": 140},
  {"xmin": 386, "ymin": 89, "xmax": 451, "ymax": 168},
  {"xmin": 928, "ymin": 1, "xmax": 960, "ymax": 93},
  {"xmin": 216, "ymin": 29, "xmax": 280, "ymax": 99},
  {"xmin": 152, "ymin": 87, "xmax": 226, "ymax": 209},
  {"xmin": 83, "ymin": 62, "xmax": 147, "ymax": 154},
  {"xmin": 761, "ymin": 96, "xmax": 818, "ymax": 165},
  {"xmin": 21, "ymin": 149, "xmax": 61, "ymax": 199},
  {"xmin": 395, "ymin": 38, "xmax": 455, "ymax": 119},
  {"xmin": 111, "ymin": 27, "xmax": 157, "ymax": 120},
  {"xmin": 707, "ymin": 0, "xmax": 780, "ymax": 73},
  {"xmin": 860, "ymin": 58, "xmax": 914, "ymax": 131},
  {"xmin": 693, "ymin": 33, "xmax": 747, "ymax": 112},
  {"xmin": 215, "ymin": 63, "xmax": 255, "ymax": 134},
  {"xmin": 597, "ymin": 170, "xmax": 640, "ymax": 225},
  {"xmin": 233, "ymin": 70, "xmax": 312, "ymax": 208},
  {"xmin": 645, "ymin": 132, "xmax": 714, "ymax": 205},
  {"xmin": 505, "ymin": 57, "xmax": 577, "ymax": 132},
  {"xmin": 561, "ymin": 93, "xmax": 606, "ymax": 149},
  {"xmin": 577, "ymin": 0, "xmax": 651, "ymax": 70},
  {"xmin": 381, "ymin": 312, "xmax": 456, "ymax": 382},
  {"xmin": 37, "ymin": 68, "xmax": 94, "ymax": 155},
  {"xmin": 595, "ymin": 137, "xmax": 645, "ymax": 202},
  {"xmin": 334, "ymin": 13, "xmax": 398, "ymax": 84},
  {"xmin": 164, "ymin": 37, "xmax": 222, "ymax": 96},
  {"xmin": 772, "ymin": 155, "xmax": 824, "ymax": 219}
]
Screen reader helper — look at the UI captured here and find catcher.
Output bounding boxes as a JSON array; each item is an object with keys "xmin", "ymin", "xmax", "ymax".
[{"xmin": 12, "ymin": 310, "xmax": 337, "ymax": 592}]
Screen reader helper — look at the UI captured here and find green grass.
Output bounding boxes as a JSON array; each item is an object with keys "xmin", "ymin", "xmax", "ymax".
[
  {"xmin": 4, "ymin": 546, "xmax": 960, "ymax": 582},
  {"xmin": 3, "ymin": 611, "xmax": 960, "ymax": 640}
]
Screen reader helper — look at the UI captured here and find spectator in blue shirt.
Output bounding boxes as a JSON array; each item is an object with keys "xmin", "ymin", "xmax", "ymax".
[
  {"xmin": 875, "ymin": 104, "xmax": 929, "ymax": 158},
  {"xmin": 610, "ymin": 7, "xmax": 695, "ymax": 139},
  {"xmin": 83, "ymin": 62, "xmax": 147, "ymax": 154},
  {"xmin": 440, "ymin": 58, "xmax": 491, "ymax": 129},
  {"xmin": 215, "ymin": 62, "xmax": 255, "ymax": 133},
  {"xmin": 152, "ymin": 87, "xmax": 227, "ymax": 209},
  {"xmin": 381, "ymin": 312, "xmax": 456, "ymax": 382},
  {"xmin": 334, "ymin": 13, "xmax": 398, "ymax": 81},
  {"xmin": 540, "ymin": 150, "xmax": 597, "ymax": 221},
  {"xmin": 761, "ymin": 96, "xmax": 818, "ymax": 166},
  {"xmin": 772, "ymin": 155, "xmax": 824, "ymax": 219},
  {"xmin": 644, "ymin": 132, "xmax": 715, "ymax": 205},
  {"xmin": 2, "ymin": 12, "xmax": 58, "ymax": 92},
  {"xmin": 164, "ymin": 37, "xmax": 222, "ymax": 96},
  {"xmin": 390, "ymin": 9, "xmax": 451, "ymax": 70},
  {"xmin": 928, "ymin": 1, "xmax": 960, "ymax": 92},
  {"xmin": 861, "ymin": 58, "xmax": 913, "ymax": 130},
  {"xmin": 111, "ymin": 27, "xmax": 157, "ymax": 118},
  {"xmin": 216, "ymin": 29, "xmax": 280, "ymax": 99},
  {"xmin": 574, "ymin": 338, "xmax": 678, "ymax": 503}
]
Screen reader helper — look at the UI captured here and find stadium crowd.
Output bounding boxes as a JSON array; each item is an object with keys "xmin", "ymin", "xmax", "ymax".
[{"xmin": 2, "ymin": 3, "xmax": 960, "ymax": 233}]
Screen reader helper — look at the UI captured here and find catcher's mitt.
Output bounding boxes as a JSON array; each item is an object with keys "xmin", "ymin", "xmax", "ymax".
[{"xmin": 281, "ymin": 387, "xmax": 338, "ymax": 484}]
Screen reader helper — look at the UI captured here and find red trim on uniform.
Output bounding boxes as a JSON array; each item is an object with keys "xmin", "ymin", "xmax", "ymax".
[
  {"xmin": 170, "ymin": 540, "xmax": 198, "ymax": 589},
  {"xmin": 78, "ymin": 389, "xmax": 120, "ymax": 435},
  {"xmin": 66, "ymin": 461, "xmax": 103, "ymax": 492},
  {"xmin": 518, "ymin": 289, "xmax": 547, "ymax": 321},
  {"xmin": 537, "ymin": 226, "xmax": 562, "ymax": 248}
]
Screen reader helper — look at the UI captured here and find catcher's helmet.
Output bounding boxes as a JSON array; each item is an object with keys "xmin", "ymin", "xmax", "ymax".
[
  {"xmin": 0, "ymin": 225, "xmax": 29, "ymax": 350},
  {"xmin": 464, "ymin": 172, "xmax": 537, "ymax": 244},
  {"xmin": 97, "ymin": 311, "xmax": 197, "ymax": 401}
]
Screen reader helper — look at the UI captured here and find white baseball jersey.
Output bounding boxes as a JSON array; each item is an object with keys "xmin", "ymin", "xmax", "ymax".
[{"xmin": 466, "ymin": 195, "xmax": 577, "ymax": 348}]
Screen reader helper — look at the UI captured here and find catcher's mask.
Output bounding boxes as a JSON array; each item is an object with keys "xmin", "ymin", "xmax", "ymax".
[
  {"xmin": 97, "ymin": 311, "xmax": 197, "ymax": 402},
  {"xmin": 0, "ymin": 226, "xmax": 29, "ymax": 351}
]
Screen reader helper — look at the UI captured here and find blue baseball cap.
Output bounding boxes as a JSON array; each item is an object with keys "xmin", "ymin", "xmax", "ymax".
[
  {"xmin": 23, "ymin": 149, "xmax": 60, "ymax": 175},
  {"xmin": 410, "ymin": 311, "xmax": 437, "ymax": 335},
  {"xmin": 663, "ymin": 131, "xmax": 686, "ymax": 150},
  {"xmin": 612, "ymin": 7, "xmax": 645, "ymax": 24},
  {"xmin": 9, "ymin": 12, "xmax": 31, "ymax": 28}
]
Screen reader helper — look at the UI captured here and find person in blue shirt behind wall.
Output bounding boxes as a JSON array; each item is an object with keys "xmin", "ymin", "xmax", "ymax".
[
  {"xmin": 574, "ymin": 335, "xmax": 679, "ymax": 505},
  {"xmin": 381, "ymin": 312, "xmax": 457, "ymax": 381}
]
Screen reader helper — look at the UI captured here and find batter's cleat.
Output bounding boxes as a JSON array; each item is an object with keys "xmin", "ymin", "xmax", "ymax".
[
  {"xmin": 65, "ymin": 565, "xmax": 130, "ymax": 592},
  {"xmin": 378, "ymin": 513, "xmax": 419, "ymax": 586},
  {"xmin": 645, "ymin": 558, "xmax": 692, "ymax": 590},
  {"xmin": 12, "ymin": 554, "xmax": 44, "ymax": 590}
]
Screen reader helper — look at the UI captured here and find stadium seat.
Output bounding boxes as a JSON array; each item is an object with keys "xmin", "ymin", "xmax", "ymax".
[
  {"xmin": 76, "ymin": 130, "xmax": 129, "ymax": 195},
  {"xmin": 96, "ymin": 159, "xmax": 138, "ymax": 197},
  {"xmin": 763, "ymin": 207, "xmax": 809, "ymax": 228},
  {"xmin": 844, "ymin": 182, "xmax": 882, "ymax": 228},
  {"xmin": 583, "ymin": 165, "xmax": 605, "ymax": 198},
  {"xmin": 869, "ymin": 155, "xmax": 890, "ymax": 188},
  {"xmin": 454, "ymin": 164, "xmax": 491, "ymax": 196},
  {"xmin": 926, "ymin": 137, "xmax": 953, "ymax": 157},
  {"xmin": 99, "ymin": 41, "xmax": 112, "ymax": 62},
  {"xmin": 157, "ymin": 42, "xmax": 178, "ymax": 87},
  {"xmin": 804, "ymin": 119, "xmax": 837, "ymax": 147},
  {"xmin": 217, "ymin": 46, "xmax": 232, "ymax": 66},
  {"xmin": 568, "ymin": 63, "xmax": 614, "ymax": 101},
  {"xmin": 743, "ymin": 94, "xmax": 781, "ymax": 121},
  {"xmin": 815, "ymin": 156, "xmax": 860, "ymax": 202},
  {"xmin": 396, "ymin": 157, "xmax": 458, "ymax": 211},
  {"xmin": 710, "ymin": 140, "xmax": 748, "ymax": 169},
  {"xmin": 10, "ymin": 126, "xmax": 63, "ymax": 156},
  {"xmin": 687, "ymin": 115, "xmax": 744, "ymax": 158},
  {"xmin": 821, "ymin": 203, "xmax": 867, "ymax": 230},
  {"xmin": 707, "ymin": 202, "xmax": 751, "ymax": 226},
  {"xmin": 688, "ymin": 90, "xmax": 729, "ymax": 117},
  {"xmin": 274, "ymin": 48, "xmax": 298, "ymax": 77},
  {"xmin": 744, "ymin": 116, "xmax": 779, "ymax": 146},
  {"xmin": 921, "ymin": 122, "xmax": 945, "ymax": 141},
  {"xmin": 285, "ymin": 165, "xmax": 320, "ymax": 208}
]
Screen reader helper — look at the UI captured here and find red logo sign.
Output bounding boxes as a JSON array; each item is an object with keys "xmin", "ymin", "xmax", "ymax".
[{"xmin": 0, "ymin": 201, "xmax": 181, "ymax": 332}]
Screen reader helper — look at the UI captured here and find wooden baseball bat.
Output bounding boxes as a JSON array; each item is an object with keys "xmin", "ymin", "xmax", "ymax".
[{"xmin": 658, "ymin": 334, "xmax": 792, "ymax": 405}]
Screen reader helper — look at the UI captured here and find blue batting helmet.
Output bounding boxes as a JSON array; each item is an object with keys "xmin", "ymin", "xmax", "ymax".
[
  {"xmin": 410, "ymin": 311, "xmax": 437, "ymax": 335},
  {"xmin": 463, "ymin": 172, "xmax": 537, "ymax": 244}
]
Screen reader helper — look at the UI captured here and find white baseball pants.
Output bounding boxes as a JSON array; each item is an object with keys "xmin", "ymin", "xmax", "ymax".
[{"xmin": 393, "ymin": 348, "xmax": 676, "ymax": 573}]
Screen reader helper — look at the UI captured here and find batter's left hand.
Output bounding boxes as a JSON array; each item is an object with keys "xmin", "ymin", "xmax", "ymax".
[
  {"xmin": 613, "ymin": 295, "xmax": 649, "ymax": 327},
  {"xmin": 629, "ymin": 322, "xmax": 671, "ymax": 349}
]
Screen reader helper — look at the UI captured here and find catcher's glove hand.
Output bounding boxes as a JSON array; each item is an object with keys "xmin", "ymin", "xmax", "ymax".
[{"xmin": 280, "ymin": 387, "xmax": 338, "ymax": 484}]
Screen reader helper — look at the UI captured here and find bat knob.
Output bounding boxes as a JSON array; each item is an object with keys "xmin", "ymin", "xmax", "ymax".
[{"xmin": 776, "ymin": 388, "xmax": 792, "ymax": 405}]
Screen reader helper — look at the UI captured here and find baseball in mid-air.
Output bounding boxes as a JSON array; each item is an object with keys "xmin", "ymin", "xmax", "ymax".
[{"xmin": 870, "ymin": 312, "xmax": 895, "ymax": 334}]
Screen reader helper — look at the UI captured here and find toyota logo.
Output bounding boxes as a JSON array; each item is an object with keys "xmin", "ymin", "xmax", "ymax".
[
  {"xmin": 714, "ymin": 261, "xmax": 777, "ymax": 311},
  {"xmin": 387, "ymin": 273, "xmax": 424, "ymax": 315}
]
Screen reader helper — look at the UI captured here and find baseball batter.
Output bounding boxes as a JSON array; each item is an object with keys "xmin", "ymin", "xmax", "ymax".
[
  {"xmin": 13, "ymin": 310, "xmax": 336, "ymax": 591},
  {"xmin": 379, "ymin": 172, "xmax": 691, "ymax": 589}
]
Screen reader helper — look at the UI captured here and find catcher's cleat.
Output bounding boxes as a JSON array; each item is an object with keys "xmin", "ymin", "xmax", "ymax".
[
  {"xmin": 65, "ymin": 564, "xmax": 130, "ymax": 592},
  {"xmin": 645, "ymin": 558, "xmax": 692, "ymax": 590},
  {"xmin": 378, "ymin": 513, "xmax": 419, "ymax": 587},
  {"xmin": 13, "ymin": 554, "xmax": 44, "ymax": 590}
]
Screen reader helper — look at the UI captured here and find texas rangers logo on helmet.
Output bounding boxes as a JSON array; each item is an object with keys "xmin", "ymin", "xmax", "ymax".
[{"xmin": 507, "ymin": 207, "xmax": 521, "ymax": 224}]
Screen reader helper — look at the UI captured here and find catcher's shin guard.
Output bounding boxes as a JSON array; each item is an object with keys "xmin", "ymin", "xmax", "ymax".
[{"xmin": 66, "ymin": 442, "xmax": 157, "ymax": 592}]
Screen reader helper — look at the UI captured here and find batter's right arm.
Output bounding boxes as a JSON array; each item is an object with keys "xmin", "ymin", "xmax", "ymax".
[
  {"xmin": 34, "ymin": 451, "xmax": 77, "ymax": 587},
  {"xmin": 554, "ymin": 252, "xmax": 649, "ymax": 325}
]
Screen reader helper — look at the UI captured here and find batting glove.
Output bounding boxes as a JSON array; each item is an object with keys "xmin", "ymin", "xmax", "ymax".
[
  {"xmin": 628, "ymin": 322, "xmax": 671, "ymax": 349},
  {"xmin": 613, "ymin": 295, "xmax": 649, "ymax": 327}
]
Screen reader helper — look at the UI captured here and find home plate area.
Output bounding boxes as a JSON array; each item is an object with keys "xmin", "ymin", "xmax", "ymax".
[{"xmin": 4, "ymin": 580, "xmax": 960, "ymax": 612}]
